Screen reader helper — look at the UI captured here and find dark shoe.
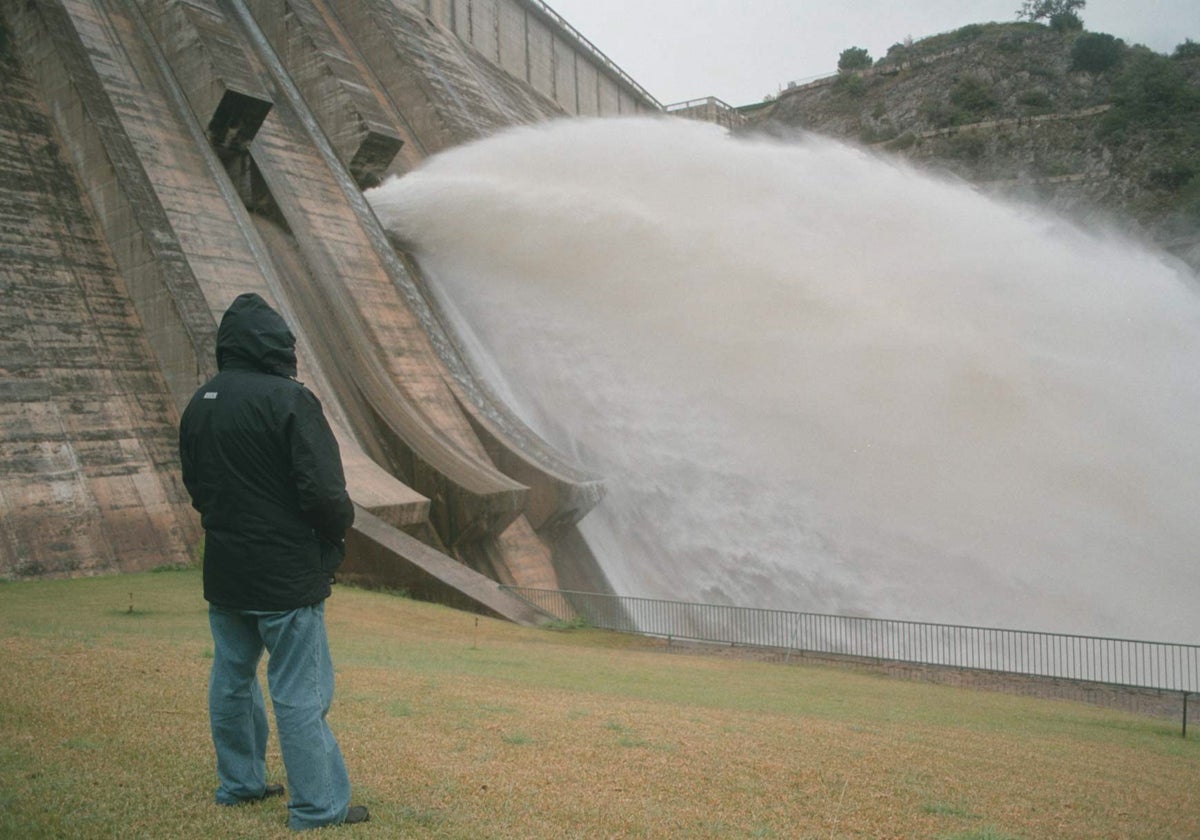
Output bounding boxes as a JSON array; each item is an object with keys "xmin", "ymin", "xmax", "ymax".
[
  {"xmin": 219, "ymin": 783, "xmax": 286, "ymax": 806},
  {"xmin": 343, "ymin": 805, "xmax": 370, "ymax": 825}
]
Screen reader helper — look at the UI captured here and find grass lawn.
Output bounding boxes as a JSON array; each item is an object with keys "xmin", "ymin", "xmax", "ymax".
[{"xmin": 1, "ymin": 569, "xmax": 1196, "ymax": 838}]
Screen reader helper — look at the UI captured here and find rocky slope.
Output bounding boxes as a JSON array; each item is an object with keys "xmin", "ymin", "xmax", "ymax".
[{"xmin": 744, "ymin": 22, "xmax": 1200, "ymax": 269}]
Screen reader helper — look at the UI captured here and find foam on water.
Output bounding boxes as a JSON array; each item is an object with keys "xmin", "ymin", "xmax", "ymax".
[{"xmin": 369, "ymin": 117, "xmax": 1200, "ymax": 642}]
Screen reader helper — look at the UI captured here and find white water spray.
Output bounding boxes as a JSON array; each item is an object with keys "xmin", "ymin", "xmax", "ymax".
[{"xmin": 369, "ymin": 117, "xmax": 1200, "ymax": 643}]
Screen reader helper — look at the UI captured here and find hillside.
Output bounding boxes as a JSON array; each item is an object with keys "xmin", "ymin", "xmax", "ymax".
[{"xmin": 744, "ymin": 22, "xmax": 1200, "ymax": 269}]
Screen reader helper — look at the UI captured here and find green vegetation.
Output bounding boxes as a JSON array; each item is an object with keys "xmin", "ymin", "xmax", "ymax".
[
  {"xmin": 1175, "ymin": 39, "xmax": 1200, "ymax": 60},
  {"xmin": 1105, "ymin": 48, "xmax": 1200, "ymax": 132},
  {"xmin": 1070, "ymin": 32, "xmax": 1123, "ymax": 73},
  {"xmin": 1100, "ymin": 45, "xmax": 1200, "ymax": 230},
  {"xmin": 1017, "ymin": 89, "xmax": 1054, "ymax": 113},
  {"xmin": 2, "ymin": 571, "xmax": 1198, "ymax": 838},
  {"xmin": 952, "ymin": 23, "xmax": 987, "ymax": 43},
  {"xmin": 837, "ymin": 46, "xmax": 873, "ymax": 71},
  {"xmin": 920, "ymin": 75, "xmax": 1001, "ymax": 128},
  {"xmin": 879, "ymin": 22, "xmax": 1044, "ymax": 69},
  {"xmin": 759, "ymin": 17, "xmax": 1199, "ymax": 261},
  {"xmin": 1017, "ymin": 0, "xmax": 1086, "ymax": 32},
  {"xmin": 834, "ymin": 72, "xmax": 866, "ymax": 94},
  {"xmin": 949, "ymin": 76, "xmax": 1000, "ymax": 116}
]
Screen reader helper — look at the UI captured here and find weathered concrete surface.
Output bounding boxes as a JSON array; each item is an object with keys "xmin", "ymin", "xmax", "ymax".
[
  {"xmin": 0, "ymin": 24, "xmax": 199, "ymax": 575},
  {"xmin": 324, "ymin": 0, "xmax": 563, "ymax": 160},
  {"xmin": 0, "ymin": 0, "xmax": 618, "ymax": 618},
  {"xmin": 240, "ymin": 0, "xmax": 411, "ymax": 186}
]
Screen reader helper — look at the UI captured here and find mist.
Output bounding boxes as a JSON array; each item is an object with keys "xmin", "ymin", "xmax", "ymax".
[{"xmin": 368, "ymin": 116, "xmax": 1200, "ymax": 643}]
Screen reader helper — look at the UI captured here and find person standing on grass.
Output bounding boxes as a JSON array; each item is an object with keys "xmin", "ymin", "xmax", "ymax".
[{"xmin": 179, "ymin": 292, "xmax": 369, "ymax": 830}]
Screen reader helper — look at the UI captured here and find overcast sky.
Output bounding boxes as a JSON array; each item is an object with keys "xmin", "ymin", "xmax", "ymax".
[{"xmin": 543, "ymin": 0, "xmax": 1199, "ymax": 106}]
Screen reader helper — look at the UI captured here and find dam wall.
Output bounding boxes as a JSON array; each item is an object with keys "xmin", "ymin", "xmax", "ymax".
[
  {"xmin": 0, "ymin": 28, "xmax": 200, "ymax": 577},
  {"xmin": 412, "ymin": 0, "xmax": 659, "ymax": 119},
  {"xmin": 0, "ymin": 0, "xmax": 621, "ymax": 619}
]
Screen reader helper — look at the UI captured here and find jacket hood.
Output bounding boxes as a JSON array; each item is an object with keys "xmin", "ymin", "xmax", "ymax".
[{"xmin": 216, "ymin": 293, "xmax": 298, "ymax": 377}]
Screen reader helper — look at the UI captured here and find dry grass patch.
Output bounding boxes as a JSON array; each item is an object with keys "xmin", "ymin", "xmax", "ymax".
[{"xmin": 2, "ymin": 570, "xmax": 1198, "ymax": 838}]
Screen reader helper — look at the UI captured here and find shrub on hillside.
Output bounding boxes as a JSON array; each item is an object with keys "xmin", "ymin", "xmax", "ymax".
[
  {"xmin": 1100, "ymin": 48, "xmax": 1200, "ymax": 169},
  {"xmin": 1147, "ymin": 160, "xmax": 1196, "ymax": 191},
  {"xmin": 1174, "ymin": 39, "xmax": 1200, "ymax": 61},
  {"xmin": 1071, "ymin": 32, "xmax": 1123, "ymax": 73},
  {"xmin": 1106, "ymin": 49, "xmax": 1200, "ymax": 129},
  {"xmin": 838, "ymin": 46, "xmax": 873, "ymax": 71},
  {"xmin": 1017, "ymin": 0, "xmax": 1086, "ymax": 30},
  {"xmin": 953, "ymin": 24, "xmax": 985, "ymax": 43},
  {"xmin": 919, "ymin": 98, "xmax": 956, "ymax": 128},
  {"xmin": 1018, "ymin": 90, "xmax": 1055, "ymax": 113},
  {"xmin": 949, "ymin": 76, "xmax": 999, "ymax": 115},
  {"xmin": 1048, "ymin": 12, "xmax": 1084, "ymax": 33},
  {"xmin": 832, "ymin": 71, "xmax": 868, "ymax": 101}
]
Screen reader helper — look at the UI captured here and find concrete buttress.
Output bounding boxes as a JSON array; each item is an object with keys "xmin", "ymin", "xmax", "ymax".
[{"xmin": 0, "ymin": 0, "xmax": 617, "ymax": 618}]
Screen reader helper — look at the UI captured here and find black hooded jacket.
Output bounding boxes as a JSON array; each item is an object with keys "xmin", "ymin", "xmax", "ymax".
[{"xmin": 179, "ymin": 293, "xmax": 355, "ymax": 610}]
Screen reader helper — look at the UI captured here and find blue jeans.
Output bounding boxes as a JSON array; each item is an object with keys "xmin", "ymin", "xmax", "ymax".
[{"xmin": 208, "ymin": 602, "xmax": 351, "ymax": 830}]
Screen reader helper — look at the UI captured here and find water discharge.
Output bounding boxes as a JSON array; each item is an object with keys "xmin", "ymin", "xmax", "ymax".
[{"xmin": 369, "ymin": 117, "xmax": 1200, "ymax": 643}]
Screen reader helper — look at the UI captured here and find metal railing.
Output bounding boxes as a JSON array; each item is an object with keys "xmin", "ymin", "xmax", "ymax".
[
  {"xmin": 665, "ymin": 96, "xmax": 740, "ymax": 113},
  {"xmin": 501, "ymin": 588, "xmax": 1200, "ymax": 695},
  {"xmin": 664, "ymin": 96, "xmax": 747, "ymax": 129}
]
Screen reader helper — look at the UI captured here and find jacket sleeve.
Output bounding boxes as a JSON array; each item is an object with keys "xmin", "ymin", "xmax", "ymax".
[
  {"xmin": 288, "ymin": 387, "xmax": 355, "ymax": 542},
  {"xmin": 178, "ymin": 398, "xmax": 203, "ymax": 513}
]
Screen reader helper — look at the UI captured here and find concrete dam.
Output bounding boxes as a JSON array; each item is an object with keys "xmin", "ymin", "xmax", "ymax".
[{"xmin": 0, "ymin": 0, "xmax": 660, "ymax": 621}]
